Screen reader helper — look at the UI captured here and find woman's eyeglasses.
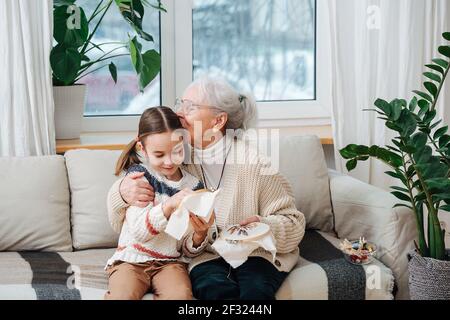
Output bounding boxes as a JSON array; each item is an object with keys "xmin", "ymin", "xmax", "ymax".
[{"xmin": 174, "ymin": 98, "xmax": 218, "ymax": 115}]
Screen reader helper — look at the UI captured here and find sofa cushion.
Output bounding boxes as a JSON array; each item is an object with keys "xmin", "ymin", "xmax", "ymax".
[
  {"xmin": 64, "ymin": 150, "xmax": 122, "ymax": 250},
  {"xmin": 0, "ymin": 156, "xmax": 72, "ymax": 252},
  {"xmin": 258, "ymin": 135, "xmax": 334, "ymax": 231}
]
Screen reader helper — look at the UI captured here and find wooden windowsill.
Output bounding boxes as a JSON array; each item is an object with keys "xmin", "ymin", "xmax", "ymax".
[{"xmin": 56, "ymin": 126, "xmax": 333, "ymax": 154}]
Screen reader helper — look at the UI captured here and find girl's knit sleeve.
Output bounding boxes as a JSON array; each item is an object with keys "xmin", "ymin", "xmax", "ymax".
[
  {"xmin": 126, "ymin": 203, "xmax": 168, "ymax": 243},
  {"xmin": 257, "ymin": 166, "xmax": 306, "ymax": 254}
]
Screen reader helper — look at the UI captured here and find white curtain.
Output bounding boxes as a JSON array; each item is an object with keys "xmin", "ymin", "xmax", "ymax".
[
  {"xmin": 0, "ymin": 0, "xmax": 55, "ymax": 157},
  {"xmin": 329, "ymin": 0, "xmax": 450, "ymax": 189}
]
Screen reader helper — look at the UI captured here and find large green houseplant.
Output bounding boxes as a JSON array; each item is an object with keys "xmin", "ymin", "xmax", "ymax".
[
  {"xmin": 51, "ymin": 0, "xmax": 165, "ymax": 139},
  {"xmin": 340, "ymin": 32, "xmax": 450, "ymax": 300}
]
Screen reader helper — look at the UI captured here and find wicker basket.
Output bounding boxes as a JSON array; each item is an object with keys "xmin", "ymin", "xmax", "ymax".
[{"xmin": 408, "ymin": 250, "xmax": 450, "ymax": 300}]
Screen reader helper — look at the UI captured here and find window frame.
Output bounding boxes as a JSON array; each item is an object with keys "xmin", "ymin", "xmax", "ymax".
[{"xmin": 82, "ymin": 0, "xmax": 331, "ymax": 133}]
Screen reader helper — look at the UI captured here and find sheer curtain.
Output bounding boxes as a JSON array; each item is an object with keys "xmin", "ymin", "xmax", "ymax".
[
  {"xmin": 0, "ymin": 0, "xmax": 55, "ymax": 157},
  {"xmin": 329, "ymin": 0, "xmax": 450, "ymax": 189}
]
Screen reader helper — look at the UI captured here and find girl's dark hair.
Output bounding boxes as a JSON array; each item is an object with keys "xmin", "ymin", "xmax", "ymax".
[{"xmin": 115, "ymin": 106, "xmax": 183, "ymax": 176}]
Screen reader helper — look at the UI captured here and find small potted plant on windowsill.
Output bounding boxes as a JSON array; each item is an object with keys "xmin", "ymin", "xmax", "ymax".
[
  {"xmin": 340, "ymin": 32, "xmax": 450, "ymax": 300},
  {"xmin": 51, "ymin": 0, "xmax": 165, "ymax": 139}
]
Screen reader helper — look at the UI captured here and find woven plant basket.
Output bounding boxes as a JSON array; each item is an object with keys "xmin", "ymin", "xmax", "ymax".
[{"xmin": 408, "ymin": 250, "xmax": 450, "ymax": 300}]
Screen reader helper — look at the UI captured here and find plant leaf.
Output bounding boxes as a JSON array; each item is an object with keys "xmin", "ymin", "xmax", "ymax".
[
  {"xmin": 423, "ymin": 72, "xmax": 441, "ymax": 83},
  {"xmin": 50, "ymin": 44, "xmax": 82, "ymax": 85},
  {"xmin": 438, "ymin": 46, "xmax": 450, "ymax": 58},
  {"xmin": 109, "ymin": 62, "xmax": 118, "ymax": 83},
  {"xmin": 424, "ymin": 82, "xmax": 438, "ymax": 97},
  {"xmin": 413, "ymin": 90, "xmax": 433, "ymax": 103},
  {"xmin": 374, "ymin": 99, "xmax": 392, "ymax": 116},
  {"xmin": 346, "ymin": 159, "xmax": 357, "ymax": 172},
  {"xmin": 409, "ymin": 97, "xmax": 418, "ymax": 112},
  {"xmin": 434, "ymin": 126, "xmax": 448, "ymax": 140},
  {"xmin": 53, "ymin": 5, "xmax": 89, "ymax": 48},
  {"xmin": 391, "ymin": 191, "xmax": 411, "ymax": 202},
  {"xmin": 139, "ymin": 49, "xmax": 161, "ymax": 91},
  {"xmin": 432, "ymin": 58, "xmax": 449, "ymax": 69},
  {"xmin": 425, "ymin": 64, "xmax": 444, "ymax": 74}
]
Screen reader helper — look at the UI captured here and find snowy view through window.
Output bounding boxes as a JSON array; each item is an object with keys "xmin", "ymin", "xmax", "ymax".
[
  {"xmin": 193, "ymin": 0, "xmax": 316, "ymax": 101},
  {"xmin": 80, "ymin": 0, "xmax": 315, "ymax": 116}
]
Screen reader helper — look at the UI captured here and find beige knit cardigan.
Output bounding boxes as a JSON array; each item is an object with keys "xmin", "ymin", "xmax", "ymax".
[{"xmin": 107, "ymin": 138, "xmax": 306, "ymax": 272}]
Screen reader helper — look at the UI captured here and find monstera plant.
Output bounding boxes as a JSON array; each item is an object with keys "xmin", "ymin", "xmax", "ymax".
[
  {"xmin": 340, "ymin": 32, "xmax": 450, "ymax": 261},
  {"xmin": 51, "ymin": 0, "xmax": 165, "ymax": 139}
]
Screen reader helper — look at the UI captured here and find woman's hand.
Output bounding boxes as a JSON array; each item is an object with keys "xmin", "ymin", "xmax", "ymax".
[
  {"xmin": 190, "ymin": 211, "xmax": 216, "ymax": 247},
  {"xmin": 119, "ymin": 172, "xmax": 155, "ymax": 207},
  {"xmin": 162, "ymin": 188, "xmax": 194, "ymax": 219},
  {"xmin": 239, "ymin": 215, "xmax": 260, "ymax": 226}
]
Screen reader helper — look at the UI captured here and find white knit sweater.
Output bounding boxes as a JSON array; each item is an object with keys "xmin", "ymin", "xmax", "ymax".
[
  {"xmin": 107, "ymin": 138, "xmax": 306, "ymax": 272},
  {"xmin": 106, "ymin": 164, "xmax": 207, "ymax": 268}
]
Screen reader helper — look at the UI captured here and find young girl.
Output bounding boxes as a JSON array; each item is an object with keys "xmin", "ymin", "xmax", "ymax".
[{"xmin": 104, "ymin": 106, "xmax": 213, "ymax": 300}]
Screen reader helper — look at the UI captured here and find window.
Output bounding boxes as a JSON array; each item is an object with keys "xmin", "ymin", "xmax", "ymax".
[
  {"xmin": 82, "ymin": 0, "xmax": 331, "ymax": 132},
  {"xmin": 192, "ymin": 0, "xmax": 316, "ymax": 102},
  {"xmin": 78, "ymin": 0, "xmax": 161, "ymax": 117}
]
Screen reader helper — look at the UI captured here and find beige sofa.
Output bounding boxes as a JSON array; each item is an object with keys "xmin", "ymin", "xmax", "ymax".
[{"xmin": 0, "ymin": 135, "xmax": 416, "ymax": 300}]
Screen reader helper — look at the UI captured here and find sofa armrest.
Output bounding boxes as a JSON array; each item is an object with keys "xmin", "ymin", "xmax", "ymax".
[{"xmin": 328, "ymin": 169, "xmax": 417, "ymax": 300}]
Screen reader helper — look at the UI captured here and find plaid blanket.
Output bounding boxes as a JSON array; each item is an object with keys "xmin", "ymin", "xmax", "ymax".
[{"xmin": 0, "ymin": 231, "xmax": 395, "ymax": 300}]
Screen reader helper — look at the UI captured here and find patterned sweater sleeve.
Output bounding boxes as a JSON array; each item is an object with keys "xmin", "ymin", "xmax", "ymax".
[
  {"xmin": 257, "ymin": 164, "xmax": 306, "ymax": 254},
  {"xmin": 126, "ymin": 203, "xmax": 168, "ymax": 243}
]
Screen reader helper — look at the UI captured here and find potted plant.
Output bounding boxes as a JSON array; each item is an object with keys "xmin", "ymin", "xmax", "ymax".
[
  {"xmin": 339, "ymin": 32, "xmax": 450, "ymax": 300},
  {"xmin": 51, "ymin": 0, "xmax": 165, "ymax": 139}
]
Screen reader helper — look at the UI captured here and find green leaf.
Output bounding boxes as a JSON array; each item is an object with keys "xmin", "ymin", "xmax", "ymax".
[
  {"xmin": 411, "ymin": 132, "xmax": 427, "ymax": 149},
  {"xmin": 115, "ymin": 0, "xmax": 153, "ymax": 41},
  {"xmin": 438, "ymin": 46, "xmax": 450, "ymax": 58},
  {"xmin": 423, "ymin": 110, "xmax": 437, "ymax": 125},
  {"xmin": 390, "ymin": 99, "xmax": 404, "ymax": 121},
  {"xmin": 391, "ymin": 186, "xmax": 410, "ymax": 193},
  {"xmin": 409, "ymin": 97, "xmax": 418, "ymax": 112},
  {"xmin": 346, "ymin": 159, "xmax": 357, "ymax": 172},
  {"xmin": 444, "ymin": 32, "xmax": 450, "ymax": 41},
  {"xmin": 391, "ymin": 191, "xmax": 411, "ymax": 202},
  {"xmin": 109, "ymin": 62, "xmax": 118, "ymax": 83},
  {"xmin": 432, "ymin": 58, "xmax": 449, "ymax": 69},
  {"xmin": 413, "ymin": 90, "xmax": 433, "ymax": 102},
  {"xmin": 374, "ymin": 99, "xmax": 392, "ymax": 116},
  {"xmin": 424, "ymin": 82, "xmax": 438, "ymax": 97},
  {"xmin": 430, "ymin": 120, "xmax": 442, "ymax": 130},
  {"xmin": 129, "ymin": 36, "xmax": 143, "ymax": 73},
  {"xmin": 434, "ymin": 126, "xmax": 448, "ymax": 140},
  {"xmin": 139, "ymin": 49, "xmax": 161, "ymax": 91},
  {"xmin": 413, "ymin": 145, "xmax": 432, "ymax": 164},
  {"xmin": 50, "ymin": 44, "xmax": 82, "ymax": 85},
  {"xmin": 439, "ymin": 135, "xmax": 450, "ymax": 148},
  {"xmin": 423, "ymin": 72, "xmax": 441, "ymax": 83},
  {"xmin": 397, "ymin": 109, "xmax": 418, "ymax": 137},
  {"xmin": 440, "ymin": 205, "xmax": 450, "ymax": 212},
  {"xmin": 425, "ymin": 64, "xmax": 444, "ymax": 74},
  {"xmin": 53, "ymin": 5, "xmax": 89, "ymax": 48}
]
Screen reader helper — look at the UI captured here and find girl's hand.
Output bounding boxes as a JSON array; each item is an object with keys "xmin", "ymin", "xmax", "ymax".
[
  {"xmin": 239, "ymin": 215, "xmax": 260, "ymax": 226},
  {"xmin": 190, "ymin": 211, "xmax": 216, "ymax": 247},
  {"xmin": 162, "ymin": 188, "xmax": 194, "ymax": 219}
]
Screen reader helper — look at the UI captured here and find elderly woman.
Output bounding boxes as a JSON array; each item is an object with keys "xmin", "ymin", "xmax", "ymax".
[{"xmin": 107, "ymin": 77, "xmax": 305, "ymax": 300}]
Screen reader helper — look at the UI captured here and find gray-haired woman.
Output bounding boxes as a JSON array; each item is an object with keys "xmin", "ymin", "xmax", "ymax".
[{"xmin": 107, "ymin": 76, "xmax": 305, "ymax": 300}]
